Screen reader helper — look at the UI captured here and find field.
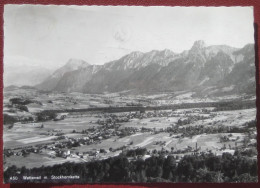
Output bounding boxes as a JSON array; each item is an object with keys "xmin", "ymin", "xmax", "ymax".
[{"xmin": 3, "ymin": 87, "xmax": 257, "ymax": 170}]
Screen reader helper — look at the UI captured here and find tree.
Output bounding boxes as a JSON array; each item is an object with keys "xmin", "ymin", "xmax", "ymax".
[
  {"xmin": 195, "ymin": 168, "xmax": 223, "ymax": 182},
  {"xmin": 163, "ymin": 155, "xmax": 176, "ymax": 179},
  {"xmin": 233, "ymin": 173, "xmax": 257, "ymax": 182},
  {"xmin": 37, "ymin": 111, "xmax": 57, "ymax": 121},
  {"xmin": 17, "ymin": 105, "xmax": 29, "ymax": 112},
  {"xmin": 155, "ymin": 166, "xmax": 163, "ymax": 178},
  {"xmin": 4, "ymin": 165, "xmax": 18, "ymax": 183},
  {"xmin": 3, "ymin": 114, "xmax": 17, "ymax": 125}
]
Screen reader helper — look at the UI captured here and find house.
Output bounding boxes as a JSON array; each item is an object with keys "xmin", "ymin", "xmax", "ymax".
[
  {"xmin": 61, "ymin": 150, "xmax": 70, "ymax": 158},
  {"xmin": 54, "ymin": 113, "xmax": 68, "ymax": 121},
  {"xmin": 56, "ymin": 149, "xmax": 71, "ymax": 158}
]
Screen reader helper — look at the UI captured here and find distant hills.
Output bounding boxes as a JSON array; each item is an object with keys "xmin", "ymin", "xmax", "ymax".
[
  {"xmin": 4, "ymin": 62, "xmax": 52, "ymax": 87},
  {"xmin": 35, "ymin": 40, "xmax": 256, "ymax": 96}
]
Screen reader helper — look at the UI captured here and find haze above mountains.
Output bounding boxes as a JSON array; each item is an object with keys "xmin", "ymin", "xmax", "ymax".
[{"xmin": 6, "ymin": 40, "xmax": 256, "ymax": 96}]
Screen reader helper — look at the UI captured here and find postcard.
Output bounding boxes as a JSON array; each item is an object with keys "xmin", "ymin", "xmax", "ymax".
[{"xmin": 3, "ymin": 5, "xmax": 257, "ymax": 183}]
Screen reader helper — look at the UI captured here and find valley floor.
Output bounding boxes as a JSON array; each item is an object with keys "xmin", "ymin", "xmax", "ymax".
[{"xmin": 2, "ymin": 88, "xmax": 258, "ymax": 182}]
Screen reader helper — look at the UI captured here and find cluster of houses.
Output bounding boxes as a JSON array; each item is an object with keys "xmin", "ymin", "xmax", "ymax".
[
  {"xmin": 4, "ymin": 146, "xmax": 41, "ymax": 158},
  {"xmin": 4, "ymin": 105, "xmax": 257, "ymax": 168}
]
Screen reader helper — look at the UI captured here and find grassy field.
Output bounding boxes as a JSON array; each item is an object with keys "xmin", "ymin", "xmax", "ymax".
[
  {"xmin": 120, "ymin": 117, "xmax": 179, "ymax": 129},
  {"xmin": 4, "ymin": 152, "xmax": 83, "ymax": 168},
  {"xmin": 4, "ymin": 115, "xmax": 101, "ymax": 148}
]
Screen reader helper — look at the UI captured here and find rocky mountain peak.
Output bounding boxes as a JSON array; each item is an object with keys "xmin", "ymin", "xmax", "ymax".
[
  {"xmin": 65, "ymin": 58, "xmax": 90, "ymax": 69},
  {"xmin": 161, "ymin": 49, "xmax": 175, "ymax": 56},
  {"xmin": 190, "ymin": 40, "xmax": 207, "ymax": 51},
  {"xmin": 50, "ymin": 59, "xmax": 89, "ymax": 79},
  {"xmin": 127, "ymin": 51, "xmax": 144, "ymax": 58}
]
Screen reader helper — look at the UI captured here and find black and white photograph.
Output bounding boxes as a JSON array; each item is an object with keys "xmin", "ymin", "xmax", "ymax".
[{"xmin": 3, "ymin": 5, "xmax": 258, "ymax": 183}]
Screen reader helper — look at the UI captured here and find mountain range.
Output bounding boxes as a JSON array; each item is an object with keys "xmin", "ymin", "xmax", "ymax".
[
  {"xmin": 36, "ymin": 40, "xmax": 256, "ymax": 96},
  {"xmin": 4, "ymin": 57, "xmax": 52, "ymax": 87}
]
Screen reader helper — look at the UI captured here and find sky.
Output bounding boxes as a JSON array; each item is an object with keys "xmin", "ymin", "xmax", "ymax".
[{"xmin": 4, "ymin": 5, "xmax": 254, "ymax": 69}]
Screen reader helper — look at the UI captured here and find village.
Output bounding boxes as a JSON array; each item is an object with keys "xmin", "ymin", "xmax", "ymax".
[{"xmin": 3, "ymin": 98, "xmax": 257, "ymax": 169}]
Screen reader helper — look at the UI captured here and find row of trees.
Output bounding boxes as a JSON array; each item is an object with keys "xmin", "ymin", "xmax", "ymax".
[
  {"xmin": 4, "ymin": 151, "xmax": 257, "ymax": 183},
  {"xmin": 3, "ymin": 114, "xmax": 34, "ymax": 126},
  {"xmin": 36, "ymin": 111, "xmax": 57, "ymax": 121},
  {"xmin": 9, "ymin": 98, "xmax": 42, "ymax": 106}
]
